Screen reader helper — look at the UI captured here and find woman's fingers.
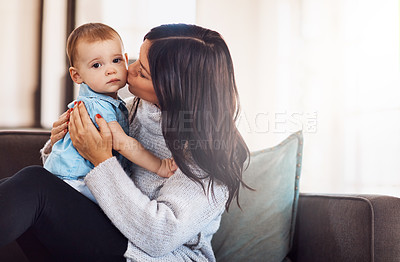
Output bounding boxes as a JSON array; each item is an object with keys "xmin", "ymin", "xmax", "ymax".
[
  {"xmin": 95, "ymin": 114, "xmax": 113, "ymax": 147},
  {"xmin": 57, "ymin": 109, "xmax": 70, "ymax": 124},
  {"xmin": 52, "ymin": 110, "xmax": 69, "ymax": 130},
  {"xmin": 74, "ymin": 101, "xmax": 100, "ymax": 135},
  {"xmin": 77, "ymin": 101, "xmax": 92, "ymax": 127},
  {"xmin": 69, "ymin": 102, "xmax": 95, "ymax": 150},
  {"xmin": 69, "ymin": 102, "xmax": 85, "ymax": 153},
  {"xmin": 70, "ymin": 102, "xmax": 84, "ymax": 132},
  {"xmin": 68, "ymin": 102, "xmax": 113, "ymax": 166},
  {"xmin": 53, "ymin": 119, "xmax": 69, "ymax": 135},
  {"xmin": 50, "ymin": 122, "xmax": 68, "ymax": 145},
  {"xmin": 50, "ymin": 109, "xmax": 70, "ymax": 145},
  {"xmin": 51, "ymin": 127, "xmax": 67, "ymax": 145},
  {"xmin": 95, "ymin": 114, "xmax": 111, "ymax": 135}
]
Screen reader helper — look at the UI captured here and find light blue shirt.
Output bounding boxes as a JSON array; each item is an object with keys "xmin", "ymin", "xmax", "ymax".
[{"xmin": 44, "ymin": 83, "xmax": 130, "ymax": 181}]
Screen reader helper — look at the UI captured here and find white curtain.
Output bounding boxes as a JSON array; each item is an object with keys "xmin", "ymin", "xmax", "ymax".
[
  {"xmin": 41, "ymin": 0, "xmax": 67, "ymax": 127},
  {"xmin": 197, "ymin": 0, "xmax": 400, "ymax": 196},
  {"xmin": 0, "ymin": 0, "xmax": 40, "ymax": 127}
]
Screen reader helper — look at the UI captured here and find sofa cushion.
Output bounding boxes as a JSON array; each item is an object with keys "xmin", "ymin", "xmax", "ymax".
[
  {"xmin": 212, "ymin": 131, "xmax": 303, "ymax": 262},
  {"xmin": 0, "ymin": 130, "xmax": 50, "ymax": 180}
]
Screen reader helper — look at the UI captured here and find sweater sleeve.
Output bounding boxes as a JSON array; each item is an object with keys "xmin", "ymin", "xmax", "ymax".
[
  {"xmin": 84, "ymin": 157, "xmax": 228, "ymax": 257},
  {"xmin": 40, "ymin": 139, "xmax": 52, "ymax": 165}
]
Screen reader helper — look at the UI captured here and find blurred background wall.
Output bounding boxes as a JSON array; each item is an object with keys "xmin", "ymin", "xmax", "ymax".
[
  {"xmin": 1, "ymin": 0, "xmax": 399, "ymax": 197},
  {"xmin": 0, "ymin": 0, "xmax": 40, "ymax": 127}
]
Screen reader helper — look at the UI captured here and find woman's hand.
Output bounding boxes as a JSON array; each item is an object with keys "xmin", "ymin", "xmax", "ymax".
[
  {"xmin": 50, "ymin": 109, "xmax": 71, "ymax": 146},
  {"xmin": 69, "ymin": 101, "xmax": 113, "ymax": 166}
]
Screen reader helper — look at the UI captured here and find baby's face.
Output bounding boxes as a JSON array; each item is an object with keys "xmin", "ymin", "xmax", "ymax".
[{"xmin": 74, "ymin": 37, "xmax": 128, "ymax": 98}]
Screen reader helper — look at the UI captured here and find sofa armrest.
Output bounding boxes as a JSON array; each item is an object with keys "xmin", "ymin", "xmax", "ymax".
[
  {"xmin": 0, "ymin": 129, "xmax": 50, "ymax": 180},
  {"xmin": 289, "ymin": 193, "xmax": 400, "ymax": 262}
]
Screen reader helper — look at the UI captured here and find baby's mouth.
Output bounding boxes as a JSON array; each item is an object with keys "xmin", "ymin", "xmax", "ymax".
[{"xmin": 107, "ymin": 78, "xmax": 120, "ymax": 84}]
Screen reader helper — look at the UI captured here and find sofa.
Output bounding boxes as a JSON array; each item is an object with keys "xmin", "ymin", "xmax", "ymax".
[{"xmin": 0, "ymin": 129, "xmax": 400, "ymax": 262}]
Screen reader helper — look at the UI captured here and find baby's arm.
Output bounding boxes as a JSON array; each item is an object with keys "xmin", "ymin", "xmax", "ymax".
[{"xmin": 108, "ymin": 122, "xmax": 177, "ymax": 178}]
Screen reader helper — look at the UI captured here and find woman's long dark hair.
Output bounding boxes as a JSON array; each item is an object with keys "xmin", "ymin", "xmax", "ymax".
[{"xmin": 142, "ymin": 24, "xmax": 250, "ymax": 210}]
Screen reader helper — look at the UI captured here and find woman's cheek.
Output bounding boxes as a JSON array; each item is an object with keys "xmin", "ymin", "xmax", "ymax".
[
  {"xmin": 127, "ymin": 83, "xmax": 136, "ymax": 95},
  {"xmin": 127, "ymin": 73, "xmax": 137, "ymax": 89},
  {"xmin": 127, "ymin": 66, "xmax": 136, "ymax": 84}
]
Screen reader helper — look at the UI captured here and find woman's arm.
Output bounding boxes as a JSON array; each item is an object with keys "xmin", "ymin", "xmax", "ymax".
[
  {"xmin": 109, "ymin": 121, "xmax": 161, "ymax": 170},
  {"xmin": 85, "ymin": 159, "xmax": 228, "ymax": 257}
]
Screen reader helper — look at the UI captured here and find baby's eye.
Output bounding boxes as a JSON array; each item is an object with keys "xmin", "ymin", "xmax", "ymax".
[
  {"xmin": 113, "ymin": 58, "xmax": 122, "ymax": 63},
  {"xmin": 92, "ymin": 63, "xmax": 101, "ymax": 68}
]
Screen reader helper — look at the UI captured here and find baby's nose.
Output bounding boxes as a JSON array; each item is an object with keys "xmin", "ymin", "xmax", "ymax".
[{"xmin": 106, "ymin": 66, "xmax": 116, "ymax": 75}]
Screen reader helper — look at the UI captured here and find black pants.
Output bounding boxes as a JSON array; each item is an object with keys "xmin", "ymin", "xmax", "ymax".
[{"xmin": 0, "ymin": 166, "xmax": 127, "ymax": 261}]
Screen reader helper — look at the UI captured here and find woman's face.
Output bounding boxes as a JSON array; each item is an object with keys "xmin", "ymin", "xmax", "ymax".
[{"xmin": 127, "ymin": 39, "xmax": 158, "ymax": 104}]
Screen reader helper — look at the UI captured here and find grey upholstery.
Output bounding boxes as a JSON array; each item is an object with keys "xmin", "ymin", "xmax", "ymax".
[
  {"xmin": 290, "ymin": 194, "xmax": 400, "ymax": 262},
  {"xmin": 1, "ymin": 130, "xmax": 399, "ymax": 262}
]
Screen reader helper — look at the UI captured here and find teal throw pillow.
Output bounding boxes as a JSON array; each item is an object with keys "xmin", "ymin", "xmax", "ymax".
[{"xmin": 212, "ymin": 131, "xmax": 303, "ymax": 262}]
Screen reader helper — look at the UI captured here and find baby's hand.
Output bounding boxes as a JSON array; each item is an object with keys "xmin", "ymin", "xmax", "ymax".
[
  {"xmin": 156, "ymin": 158, "xmax": 178, "ymax": 178},
  {"xmin": 108, "ymin": 121, "xmax": 127, "ymax": 152}
]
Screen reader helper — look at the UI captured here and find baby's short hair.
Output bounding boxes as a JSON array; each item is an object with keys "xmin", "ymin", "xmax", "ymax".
[{"xmin": 67, "ymin": 23, "xmax": 123, "ymax": 67}]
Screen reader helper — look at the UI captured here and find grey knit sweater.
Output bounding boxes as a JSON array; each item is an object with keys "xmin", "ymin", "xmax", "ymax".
[{"xmin": 42, "ymin": 98, "xmax": 228, "ymax": 261}]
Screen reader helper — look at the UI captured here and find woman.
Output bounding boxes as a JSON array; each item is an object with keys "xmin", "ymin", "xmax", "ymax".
[{"xmin": 0, "ymin": 24, "xmax": 249, "ymax": 261}]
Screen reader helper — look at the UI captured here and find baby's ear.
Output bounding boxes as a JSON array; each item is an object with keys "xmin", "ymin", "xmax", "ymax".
[
  {"xmin": 69, "ymin": 67, "xmax": 83, "ymax": 84},
  {"xmin": 124, "ymin": 53, "xmax": 129, "ymax": 66}
]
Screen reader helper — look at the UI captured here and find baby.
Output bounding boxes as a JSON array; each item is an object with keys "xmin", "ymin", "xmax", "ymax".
[{"xmin": 44, "ymin": 23, "xmax": 176, "ymax": 203}]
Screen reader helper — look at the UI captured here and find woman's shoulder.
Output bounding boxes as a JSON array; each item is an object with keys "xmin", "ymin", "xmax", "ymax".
[
  {"xmin": 123, "ymin": 97, "xmax": 145, "ymax": 121},
  {"xmin": 123, "ymin": 96, "xmax": 137, "ymax": 112}
]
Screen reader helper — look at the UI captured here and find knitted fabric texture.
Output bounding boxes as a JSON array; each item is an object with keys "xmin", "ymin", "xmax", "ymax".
[{"xmin": 83, "ymin": 98, "xmax": 229, "ymax": 261}]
